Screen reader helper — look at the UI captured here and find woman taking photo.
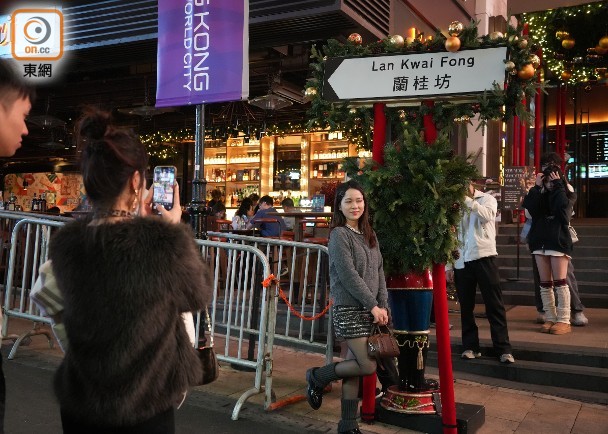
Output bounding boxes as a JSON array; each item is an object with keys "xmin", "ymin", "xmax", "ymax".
[
  {"xmin": 522, "ymin": 164, "xmax": 576, "ymax": 335},
  {"xmin": 305, "ymin": 180, "xmax": 389, "ymax": 434},
  {"xmin": 44, "ymin": 109, "xmax": 212, "ymax": 433}
]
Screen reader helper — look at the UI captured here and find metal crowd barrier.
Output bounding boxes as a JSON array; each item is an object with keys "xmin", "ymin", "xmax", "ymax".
[
  {"xmin": 206, "ymin": 232, "xmax": 334, "ymax": 363},
  {"xmin": 1, "ymin": 215, "xmax": 68, "ymax": 358},
  {"xmin": 193, "ymin": 238, "xmax": 277, "ymax": 420}
]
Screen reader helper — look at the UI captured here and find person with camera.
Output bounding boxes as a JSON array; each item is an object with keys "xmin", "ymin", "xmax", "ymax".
[
  {"xmin": 522, "ymin": 153, "xmax": 588, "ymax": 327},
  {"xmin": 305, "ymin": 180, "xmax": 389, "ymax": 434},
  {"xmin": 447, "ymin": 181, "xmax": 514, "ymax": 364},
  {"xmin": 33, "ymin": 109, "xmax": 213, "ymax": 433},
  {"xmin": 522, "ymin": 161, "xmax": 577, "ymax": 335}
]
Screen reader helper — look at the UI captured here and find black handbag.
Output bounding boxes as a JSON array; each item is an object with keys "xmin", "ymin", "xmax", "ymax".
[
  {"xmin": 196, "ymin": 307, "xmax": 219, "ymax": 385},
  {"xmin": 367, "ymin": 324, "xmax": 400, "ymax": 362}
]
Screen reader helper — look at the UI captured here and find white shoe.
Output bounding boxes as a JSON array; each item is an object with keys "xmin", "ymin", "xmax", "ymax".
[
  {"xmin": 500, "ymin": 354, "xmax": 515, "ymax": 364},
  {"xmin": 535, "ymin": 312, "xmax": 546, "ymax": 324},
  {"xmin": 461, "ymin": 350, "xmax": 481, "ymax": 359},
  {"xmin": 571, "ymin": 311, "xmax": 589, "ymax": 326}
]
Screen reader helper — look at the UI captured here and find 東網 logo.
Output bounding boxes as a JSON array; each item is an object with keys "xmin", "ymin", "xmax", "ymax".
[{"xmin": 11, "ymin": 8, "xmax": 63, "ymax": 60}]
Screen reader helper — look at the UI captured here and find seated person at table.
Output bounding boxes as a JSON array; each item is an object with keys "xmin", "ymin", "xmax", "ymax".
[
  {"xmin": 281, "ymin": 197, "xmax": 301, "ymax": 231},
  {"xmin": 211, "ymin": 201, "xmax": 226, "ymax": 220},
  {"xmin": 249, "ymin": 195, "xmax": 286, "ymax": 237},
  {"xmin": 232, "ymin": 198, "xmax": 254, "ymax": 230}
]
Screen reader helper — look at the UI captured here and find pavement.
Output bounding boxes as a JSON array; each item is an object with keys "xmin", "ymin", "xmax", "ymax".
[{"xmin": 2, "ymin": 303, "xmax": 607, "ymax": 434}]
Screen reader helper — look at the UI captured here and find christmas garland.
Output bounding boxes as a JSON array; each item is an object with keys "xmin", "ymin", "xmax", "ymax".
[{"xmin": 306, "ymin": 20, "xmax": 543, "ymax": 150}]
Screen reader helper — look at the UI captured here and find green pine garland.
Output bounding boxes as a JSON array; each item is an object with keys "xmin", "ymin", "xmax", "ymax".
[
  {"xmin": 306, "ymin": 20, "xmax": 543, "ymax": 150},
  {"xmin": 343, "ymin": 126, "xmax": 478, "ymax": 274}
]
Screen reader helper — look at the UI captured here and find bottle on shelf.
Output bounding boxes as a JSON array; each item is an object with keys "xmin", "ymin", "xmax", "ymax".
[
  {"xmin": 40, "ymin": 193, "xmax": 47, "ymax": 212},
  {"xmin": 31, "ymin": 193, "xmax": 39, "ymax": 212}
]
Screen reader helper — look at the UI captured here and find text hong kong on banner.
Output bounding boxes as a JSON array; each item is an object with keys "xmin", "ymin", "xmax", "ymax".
[{"xmin": 156, "ymin": 0, "xmax": 249, "ymax": 107}]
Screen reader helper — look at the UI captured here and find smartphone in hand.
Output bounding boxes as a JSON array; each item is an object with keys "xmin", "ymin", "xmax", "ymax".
[{"xmin": 152, "ymin": 166, "xmax": 176, "ymax": 211}]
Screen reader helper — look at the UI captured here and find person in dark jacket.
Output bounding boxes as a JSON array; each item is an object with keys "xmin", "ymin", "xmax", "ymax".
[
  {"xmin": 522, "ymin": 164, "xmax": 576, "ymax": 335},
  {"xmin": 46, "ymin": 109, "xmax": 213, "ymax": 433}
]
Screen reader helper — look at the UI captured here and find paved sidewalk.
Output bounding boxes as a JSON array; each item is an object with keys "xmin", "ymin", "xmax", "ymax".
[{"xmin": 3, "ymin": 305, "xmax": 608, "ymax": 433}]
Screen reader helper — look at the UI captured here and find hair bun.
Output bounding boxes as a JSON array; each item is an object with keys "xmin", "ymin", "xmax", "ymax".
[{"xmin": 78, "ymin": 108, "xmax": 110, "ymax": 141}]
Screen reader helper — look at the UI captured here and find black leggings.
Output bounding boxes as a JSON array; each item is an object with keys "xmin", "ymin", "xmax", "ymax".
[{"xmin": 335, "ymin": 337, "xmax": 377, "ymax": 399}]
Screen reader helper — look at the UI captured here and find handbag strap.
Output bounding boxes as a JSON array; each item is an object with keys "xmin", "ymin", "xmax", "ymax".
[{"xmin": 205, "ymin": 306, "xmax": 214, "ymax": 348}]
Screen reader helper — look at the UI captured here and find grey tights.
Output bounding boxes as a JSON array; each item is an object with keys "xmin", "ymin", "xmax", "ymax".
[{"xmin": 335, "ymin": 337, "xmax": 377, "ymax": 399}]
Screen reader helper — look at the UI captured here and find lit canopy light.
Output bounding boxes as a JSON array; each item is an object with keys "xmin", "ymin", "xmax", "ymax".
[{"xmin": 523, "ymin": 3, "xmax": 608, "ymax": 85}]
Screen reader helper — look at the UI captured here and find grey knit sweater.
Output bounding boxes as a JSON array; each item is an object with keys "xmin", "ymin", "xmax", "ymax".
[{"xmin": 328, "ymin": 226, "xmax": 388, "ymax": 311}]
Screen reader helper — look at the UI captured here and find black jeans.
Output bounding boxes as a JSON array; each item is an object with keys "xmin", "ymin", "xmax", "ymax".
[
  {"xmin": 61, "ymin": 407, "xmax": 174, "ymax": 434},
  {"xmin": 454, "ymin": 257, "xmax": 512, "ymax": 355},
  {"xmin": 532, "ymin": 256, "xmax": 584, "ymax": 313}
]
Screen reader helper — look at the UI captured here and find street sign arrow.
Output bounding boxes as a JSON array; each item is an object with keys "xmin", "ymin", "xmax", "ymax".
[{"xmin": 322, "ymin": 47, "xmax": 508, "ymax": 103}]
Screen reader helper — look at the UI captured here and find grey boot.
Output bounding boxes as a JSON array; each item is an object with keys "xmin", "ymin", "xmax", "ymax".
[{"xmin": 337, "ymin": 399, "xmax": 359, "ymax": 433}]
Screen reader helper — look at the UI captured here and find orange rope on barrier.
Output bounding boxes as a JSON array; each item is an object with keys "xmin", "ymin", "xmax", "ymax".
[
  {"xmin": 277, "ymin": 285, "xmax": 332, "ymax": 321},
  {"xmin": 262, "ymin": 274, "xmax": 332, "ymax": 321}
]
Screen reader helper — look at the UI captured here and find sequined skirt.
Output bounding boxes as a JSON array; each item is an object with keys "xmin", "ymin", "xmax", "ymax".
[{"xmin": 332, "ymin": 305, "xmax": 373, "ymax": 339}]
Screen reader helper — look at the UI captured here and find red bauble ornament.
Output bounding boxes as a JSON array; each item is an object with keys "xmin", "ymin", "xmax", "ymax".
[{"xmin": 348, "ymin": 33, "xmax": 363, "ymax": 45}]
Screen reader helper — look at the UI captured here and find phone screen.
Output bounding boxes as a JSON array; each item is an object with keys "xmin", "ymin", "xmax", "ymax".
[{"xmin": 153, "ymin": 166, "xmax": 176, "ymax": 210}]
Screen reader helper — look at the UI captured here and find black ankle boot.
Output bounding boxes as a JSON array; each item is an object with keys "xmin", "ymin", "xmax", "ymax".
[{"xmin": 305, "ymin": 368, "xmax": 324, "ymax": 410}]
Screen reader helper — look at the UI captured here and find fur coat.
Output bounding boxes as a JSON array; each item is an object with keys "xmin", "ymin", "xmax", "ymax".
[{"xmin": 49, "ymin": 217, "xmax": 212, "ymax": 426}]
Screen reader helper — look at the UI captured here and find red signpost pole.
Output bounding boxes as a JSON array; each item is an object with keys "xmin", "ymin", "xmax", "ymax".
[
  {"xmin": 361, "ymin": 102, "xmax": 387, "ymax": 422},
  {"xmin": 424, "ymin": 100, "xmax": 457, "ymax": 434}
]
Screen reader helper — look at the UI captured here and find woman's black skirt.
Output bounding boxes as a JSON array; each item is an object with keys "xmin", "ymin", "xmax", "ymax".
[{"xmin": 332, "ymin": 305, "xmax": 373, "ymax": 339}]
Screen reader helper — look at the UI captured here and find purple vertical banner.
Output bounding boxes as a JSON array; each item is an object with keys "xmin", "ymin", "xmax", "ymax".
[{"xmin": 156, "ymin": 0, "xmax": 249, "ymax": 107}]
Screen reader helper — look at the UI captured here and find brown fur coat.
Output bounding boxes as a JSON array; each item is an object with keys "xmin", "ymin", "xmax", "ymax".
[{"xmin": 49, "ymin": 217, "xmax": 212, "ymax": 426}]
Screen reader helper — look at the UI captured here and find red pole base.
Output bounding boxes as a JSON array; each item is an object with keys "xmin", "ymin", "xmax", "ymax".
[{"xmin": 361, "ymin": 373, "xmax": 377, "ymax": 422}]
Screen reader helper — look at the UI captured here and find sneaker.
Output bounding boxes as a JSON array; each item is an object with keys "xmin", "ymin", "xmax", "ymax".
[
  {"xmin": 571, "ymin": 312, "xmax": 589, "ymax": 327},
  {"xmin": 500, "ymin": 353, "xmax": 515, "ymax": 364},
  {"xmin": 550, "ymin": 322, "xmax": 572, "ymax": 335},
  {"xmin": 461, "ymin": 350, "xmax": 481, "ymax": 359},
  {"xmin": 535, "ymin": 312, "xmax": 546, "ymax": 324}
]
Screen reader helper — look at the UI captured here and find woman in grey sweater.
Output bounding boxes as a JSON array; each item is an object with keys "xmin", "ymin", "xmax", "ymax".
[{"xmin": 305, "ymin": 180, "xmax": 389, "ymax": 434}]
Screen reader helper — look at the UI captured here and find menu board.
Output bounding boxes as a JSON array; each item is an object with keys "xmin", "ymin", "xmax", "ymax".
[{"xmin": 502, "ymin": 166, "xmax": 536, "ymax": 210}]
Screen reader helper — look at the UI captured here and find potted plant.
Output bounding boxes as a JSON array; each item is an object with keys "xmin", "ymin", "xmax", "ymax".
[{"xmin": 343, "ymin": 124, "xmax": 478, "ymax": 411}]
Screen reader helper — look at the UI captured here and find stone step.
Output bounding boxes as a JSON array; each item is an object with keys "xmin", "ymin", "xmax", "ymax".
[
  {"xmin": 498, "ymin": 265, "xmax": 608, "ymax": 283},
  {"xmin": 497, "ymin": 244, "xmax": 608, "ymax": 256},
  {"xmin": 494, "ymin": 254, "xmax": 608, "ymax": 270},
  {"xmin": 427, "ymin": 341, "xmax": 608, "ymax": 402}
]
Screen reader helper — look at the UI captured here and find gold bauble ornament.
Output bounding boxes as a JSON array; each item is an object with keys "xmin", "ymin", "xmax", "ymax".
[
  {"xmin": 508, "ymin": 35, "xmax": 519, "ymax": 44},
  {"xmin": 560, "ymin": 70, "xmax": 572, "ymax": 81},
  {"xmin": 505, "ymin": 61, "xmax": 516, "ymax": 72},
  {"xmin": 389, "ymin": 34, "xmax": 405, "ymax": 49},
  {"xmin": 445, "ymin": 36, "xmax": 461, "ymax": 53},
  {"xmin": 518, "ymin": 39, "xmax": 528, "ymax": 49},
  {"xmin": 528, "ymin": 54, "xmax": 541, "ymax": 69},
  {"xmin": 448, "ymin": 21, "xmax": 464, "ymax": 37},
  {"xmin": 489, "ymin": 31, "xmax": 504, "ymax": 40},
  {"xmin": 596, "ymin": 45, "xmax": 608, "ymax": 55},
  {"xmin": 348, "ymin": 33, "xmax": 363, "ymax": 45},
  {"xmin": 304, "ymin": 87, "xmax": 317, "ymax": 97},
  {"xmin": 517, "ymin": 64, "xmax": 535, "ymax": 80},
  {"xmin": 562, "ymin": 38, "xmax": 575, "ymax": 50},
  {"xmin": 599, "ymin": 36, "xmax": 608, "ymax": 50},
  {"xmin": 555, "ymin": 30, "xmax": 570, "ymax": 40}
]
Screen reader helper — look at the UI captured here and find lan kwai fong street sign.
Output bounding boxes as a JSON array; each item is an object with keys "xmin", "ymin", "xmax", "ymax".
[{"xmin": 322, "ymin": 47, "xmax": 508, "ymax": 103}]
